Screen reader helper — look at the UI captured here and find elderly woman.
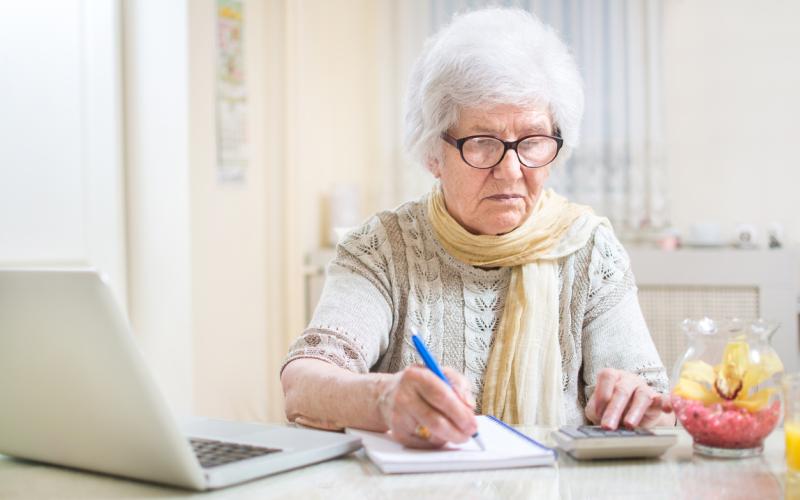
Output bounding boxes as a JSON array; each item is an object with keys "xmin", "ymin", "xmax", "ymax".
[{"xmin": 281, "ymin": 8, "xmax": 674, "ymax": 448}]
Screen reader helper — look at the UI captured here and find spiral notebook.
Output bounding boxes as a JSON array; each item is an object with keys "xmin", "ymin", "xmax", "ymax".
[{"xmin": 346, "ymin": 415, "xmax": 556, "ymax": 473}]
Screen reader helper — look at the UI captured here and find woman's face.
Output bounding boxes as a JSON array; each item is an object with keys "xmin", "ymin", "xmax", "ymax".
[{"xmin": 429, "ymin": 103, "xmax": 554, "ymax": 236}]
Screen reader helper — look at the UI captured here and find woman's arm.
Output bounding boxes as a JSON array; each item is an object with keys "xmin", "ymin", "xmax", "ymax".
[
  {"xmin": 281, "ymin": 358, "xmax": 478, "ymax": 448},
  {"xmin": 282, "ymin": 216, "xmax": 476, "ymax": 446},
  {"xmin": 581, "ymin": 225, "xmax": 674, "ymax": 428},
  {"xmin": 280, "ymin": 216, "xmax": 395, "ymax": 429},
  {"xmin": 281, "ymin": 358, "xmax": 392, "ymax": 432}
]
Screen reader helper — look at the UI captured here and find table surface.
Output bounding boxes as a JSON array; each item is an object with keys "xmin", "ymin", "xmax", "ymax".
[{"xmin": 1, "ymin": 426, "xmax": 796, "ymax": 500}]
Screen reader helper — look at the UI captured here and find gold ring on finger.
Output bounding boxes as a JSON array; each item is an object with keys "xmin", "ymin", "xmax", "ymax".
[{"xmin": 414, "ymin": 424, "xmax": 431, "ymax": 440}]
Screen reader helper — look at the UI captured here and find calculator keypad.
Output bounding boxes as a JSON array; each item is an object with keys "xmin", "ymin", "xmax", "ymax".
[
  {"xmin": 559, "ymin": 426, "xmax": 654, "ymax": 439},
  {"xmin": 553, "ymin": 425, "xmax": 677, "ymax": 460}
]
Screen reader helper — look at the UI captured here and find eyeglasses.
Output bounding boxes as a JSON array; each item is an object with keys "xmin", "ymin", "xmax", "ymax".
[{"xmin": 440, "ymin": 131, "xmax": 564, "ymax": 169}]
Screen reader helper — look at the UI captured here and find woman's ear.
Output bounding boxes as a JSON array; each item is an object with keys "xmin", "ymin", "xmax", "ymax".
[{"xmin": 426, "ymin": 156, "xmax": 442, "ymax": 178}]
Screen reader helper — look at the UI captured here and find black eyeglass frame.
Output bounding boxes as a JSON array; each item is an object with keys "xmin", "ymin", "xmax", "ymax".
[{"xmin": 440, "ymin": 131, "xmax": 564, "ymax": 169}]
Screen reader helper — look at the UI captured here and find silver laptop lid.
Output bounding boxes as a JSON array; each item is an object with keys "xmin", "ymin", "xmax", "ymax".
[{"xmin": 0, "ymin": 269, "xmax": 205, "ymax": 489}]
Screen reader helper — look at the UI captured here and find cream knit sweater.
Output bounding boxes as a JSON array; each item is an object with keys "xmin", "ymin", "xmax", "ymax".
[{"xmin": 284, "ymin": 198, "xmax": 669, "ymax": 425}]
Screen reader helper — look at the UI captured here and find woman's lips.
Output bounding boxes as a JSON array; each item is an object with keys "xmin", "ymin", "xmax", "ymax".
[{"xmin": 486, "ymin": 194, "xmax": 523, "ymax": 202}]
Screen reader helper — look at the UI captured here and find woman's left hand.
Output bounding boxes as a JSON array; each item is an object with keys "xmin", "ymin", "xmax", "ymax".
[{"xmin": 585, "ymin": 368, "xmax": 675, "ymax": 429}]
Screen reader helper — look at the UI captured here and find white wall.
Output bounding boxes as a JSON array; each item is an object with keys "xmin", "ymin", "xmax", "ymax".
[
  {"xmin": 0, "ymin": 0, "xmax": 126, "ymax": 304},
  {"xmin": 187, "ymin": 0, "xmax": 278, "ymax": 422},
  {"xmin": 125, "ymin": 0, "xmax": 283, "ymax": 421},
  {"xmin": 282, "ymin": 0, "xmax": 387, "ymax": 337},
  {"xmin": 124, "ymin": 0, "xmax": 193, "ymax": 414},
  {"xmin": 663, "ymin": 0, "xmax": 800, "ymax": 247}
]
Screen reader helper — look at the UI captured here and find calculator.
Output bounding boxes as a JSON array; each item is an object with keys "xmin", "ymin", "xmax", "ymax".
[{"xmin": 551, "ymin": 426, "xmax": 678, "ymax": 460}]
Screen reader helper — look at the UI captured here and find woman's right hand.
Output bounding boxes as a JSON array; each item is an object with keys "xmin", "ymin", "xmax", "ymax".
[{"xmin": 377, "ymin": 365, "xmax": 478, "ymax": 448}]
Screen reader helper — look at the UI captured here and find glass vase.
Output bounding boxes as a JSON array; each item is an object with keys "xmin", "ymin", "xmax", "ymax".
[{"xmin": 671, "ymin": 318, "xmax": 784, "ymax": 458}]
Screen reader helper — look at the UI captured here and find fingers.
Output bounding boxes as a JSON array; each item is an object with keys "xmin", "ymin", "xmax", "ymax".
[
  {"xmin": 600, "ymin": 375, "xmax": 640, "ymax": 429},
  {"xmin": 393, "ymin": 413, "xmax": 447, "ymax": 449},
  {"xmin": 408, "ymin": 396, "xmax": 470, "ymax": 444},
  {"xmin": 441, "ymin": 367, "xmax": 476, "ymax": 409},
  {"xmin": 638, "ymin": 394, "xmax": 677, "ymax": 428},
  {"xmin": 387, "ymin": 366, "xmax": 476, "ymax": 447},
  {"xmin": 587, "ymin": 368, "xmax": 620, "ymax": 425},
  {"xmin": 659, "ymin": 394, "xmax": 674, "ymax": 413},
  {"xmin": 587, "ymin": 368, "xmax": 670, "ymax": 430},
  {"xmin": 621, "ymin": 386, "xmax": 655, "ymax": 428},
  {"xmin": 403, "ymin": 434, "xmax": 447, "ymax": 449},
  {"xmin": 411, "ymin": 368, "xmax": 477, "ymax": 437}
]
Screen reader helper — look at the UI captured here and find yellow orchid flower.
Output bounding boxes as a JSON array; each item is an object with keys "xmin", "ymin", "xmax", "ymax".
[{"xmin": 673, "ymin": 338, "xmax": 783, "ymax": 412}]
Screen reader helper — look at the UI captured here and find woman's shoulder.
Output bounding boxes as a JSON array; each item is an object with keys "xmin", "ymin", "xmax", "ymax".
[
  {"xmin": 334, "ymin": 198, "xmax": 427, "ymax": 272},
  {"xmin": 588, "ymin": 222, "xmax": 631, "ymax": 278},
  {"xmin": 339, "ymin": 198, "xmax": 425, "ymax": 247},
  {"xmin": 566, "ymin": 218, "xmax": 632, "ymax": 290},
  {"xmin": 567, "ymin": 219, "xmax": 637, "ymax": 315},
  {"xmin": 566, "ymin": 216, "xmax": 629, "ymax": 265}
]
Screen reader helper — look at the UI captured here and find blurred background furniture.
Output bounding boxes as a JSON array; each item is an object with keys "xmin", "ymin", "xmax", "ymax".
[{"xmin": 629, "ymin": 247, "xmax": 799, "ymax": 375}]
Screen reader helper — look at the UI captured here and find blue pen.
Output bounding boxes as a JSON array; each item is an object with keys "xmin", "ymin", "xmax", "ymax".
[{"xmin": 410, "ymin": 331, "xmax": 486, "ymax": 451}]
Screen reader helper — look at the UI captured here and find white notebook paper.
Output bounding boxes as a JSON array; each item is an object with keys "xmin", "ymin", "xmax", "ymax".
[{"xmin": 346, "ymin": 415, "xmax": 556, "ymax": 474}]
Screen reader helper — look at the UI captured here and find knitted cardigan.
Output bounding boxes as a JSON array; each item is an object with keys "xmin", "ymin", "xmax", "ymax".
[{"xmin": 283, "ymin": 197, "xmax": 669, "ymax": 425}]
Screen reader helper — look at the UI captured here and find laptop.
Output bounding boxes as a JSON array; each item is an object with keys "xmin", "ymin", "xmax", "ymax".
[{"xmin": 0, "ymin": 269, "xmax": 361, "ymax": 490}]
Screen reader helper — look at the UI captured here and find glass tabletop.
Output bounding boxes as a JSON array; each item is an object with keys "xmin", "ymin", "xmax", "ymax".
[{"xmin": 0, "ymin": 426, "xmax": 792, "ymax": 499}]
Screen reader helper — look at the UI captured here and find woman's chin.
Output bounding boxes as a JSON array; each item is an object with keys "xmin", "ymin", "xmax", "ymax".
[
  {"xmin": 481, "ymin": 214, "xmax": 525, "ymax": 236},
  {"xmin": 471, "ymin": 200, "xmax": 529, "ymax": 234}
]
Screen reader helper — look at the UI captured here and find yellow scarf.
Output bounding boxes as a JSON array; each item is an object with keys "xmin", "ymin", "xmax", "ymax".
[{"xmin": 428, "ymin": 186, "xmax": 608, "ymax": 425}]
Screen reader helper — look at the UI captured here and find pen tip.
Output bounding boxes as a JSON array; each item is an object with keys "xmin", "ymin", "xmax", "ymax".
[{"xmin": 473, "ymin": 433, "xmax": 486, "ymax": 451}]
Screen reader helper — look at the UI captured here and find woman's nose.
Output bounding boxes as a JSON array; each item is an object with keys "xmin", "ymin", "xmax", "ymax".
[{"xmin": 492, "ymin": 148, "xmax": 524, "ymax": 180}]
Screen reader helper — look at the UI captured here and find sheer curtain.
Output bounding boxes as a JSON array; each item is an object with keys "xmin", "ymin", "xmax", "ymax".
[{"xmin": 387, "ymin": 0, "xmax": 667, "ymax": 233}]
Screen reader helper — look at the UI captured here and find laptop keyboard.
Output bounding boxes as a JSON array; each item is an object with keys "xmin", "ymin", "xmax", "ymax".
[{"xmin": 189, "ymin": 438, "xmax": 281, "ymax": 469}]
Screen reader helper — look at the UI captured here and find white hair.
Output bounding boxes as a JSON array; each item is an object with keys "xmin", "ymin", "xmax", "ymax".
[{"xmin": 404, "ymin": 7, "xmax": 584, "ymax": 169}]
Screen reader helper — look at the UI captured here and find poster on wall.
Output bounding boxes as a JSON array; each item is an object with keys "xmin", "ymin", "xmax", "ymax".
[{"xmin": 216, "ymin": 0, "xmax": 247, "ymax": 183}]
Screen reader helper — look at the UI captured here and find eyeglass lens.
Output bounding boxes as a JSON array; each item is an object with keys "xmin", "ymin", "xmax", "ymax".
[{"xmin": 462, "ymin": 136, "xmax": 558, "ymax": 168}]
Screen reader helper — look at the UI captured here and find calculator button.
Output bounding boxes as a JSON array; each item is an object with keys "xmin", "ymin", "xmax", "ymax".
[
  {"xmin": 578, "ymin": 426, "xmax": 608, "ymax": 437},
  {"xmin": 576, "ymin": 425, "xmax": 652, "ymax": 437},
  {"xmin": 559, "ymin": 427, "xmax": 588, "ymax": 439}
]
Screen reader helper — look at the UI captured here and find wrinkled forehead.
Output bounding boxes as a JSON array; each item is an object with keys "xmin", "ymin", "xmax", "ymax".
[{"xmin": 451, "ymin": 102, "xmax": 554, "ymax": 135}]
